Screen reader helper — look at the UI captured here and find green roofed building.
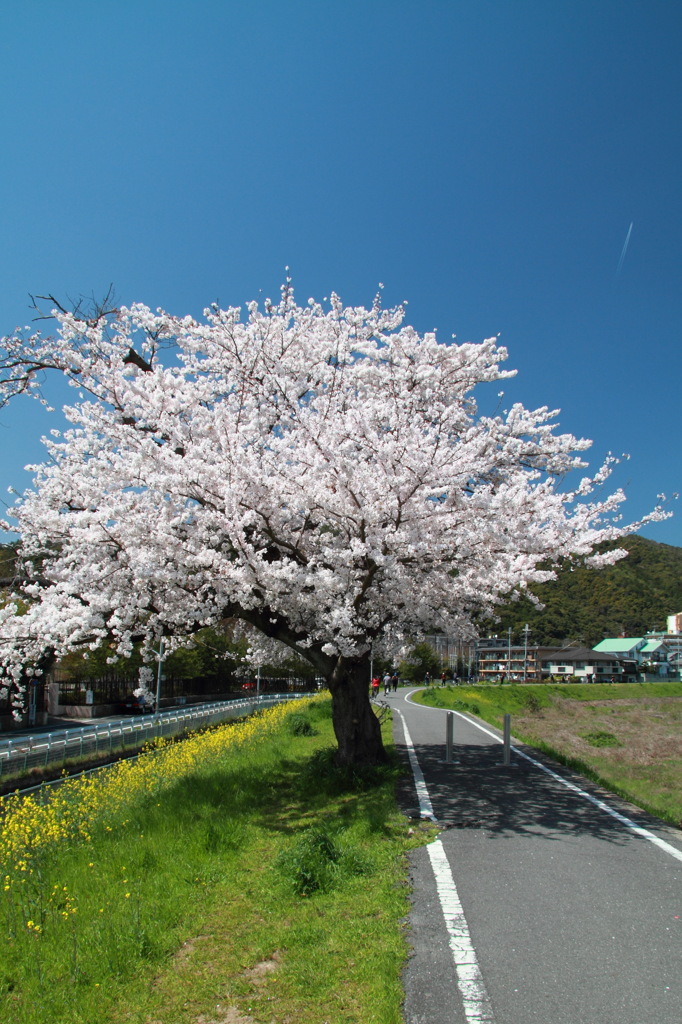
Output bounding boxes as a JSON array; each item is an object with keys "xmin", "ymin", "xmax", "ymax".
[
  {"xmin": 593, "ymin": 638, "xmax": 646, "ymax": 659},
  {"xmin": 593, "ymin": 635, "xmax": 681, "ymax": 678}
]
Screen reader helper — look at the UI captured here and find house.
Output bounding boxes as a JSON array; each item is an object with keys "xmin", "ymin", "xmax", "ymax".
[
  {"xmin": 593, "ymin": 637, "xmax": 647, "ymax": 661},
  {"xmin": 539, "ymin": 646, "xmax": 624, "ymax": 681},
  {"xmin": 639, "ymin": 639, "xmax": 671, "ymax": 675},
  {"xmin": 593, "ymin": 634, "xmax": 682, "ymax": 679},
  {"xmin": 639, "ymin": 629, "xmax": 682, "ymax": 679}
]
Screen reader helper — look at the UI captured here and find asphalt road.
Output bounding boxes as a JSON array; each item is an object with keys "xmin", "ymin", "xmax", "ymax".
[{"xmin": 385, "ymin": 687, "xmax": 682, "ymax": 1024}]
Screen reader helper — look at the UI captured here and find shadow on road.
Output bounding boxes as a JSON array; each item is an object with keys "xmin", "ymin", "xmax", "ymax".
[{"xmin": 395, "ymin": 738, "xmax": 656, "ymax": 847}]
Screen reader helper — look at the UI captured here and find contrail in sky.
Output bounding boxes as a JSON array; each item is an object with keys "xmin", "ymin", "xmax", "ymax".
[{"xmin": 615, "ymin": 221, "xmax": 634, "ymax": 278}]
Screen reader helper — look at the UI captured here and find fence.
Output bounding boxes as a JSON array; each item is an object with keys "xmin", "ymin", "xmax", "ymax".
[{"xmin": 0, "ymin": 692, "xmax": 306, "ymax": 782}]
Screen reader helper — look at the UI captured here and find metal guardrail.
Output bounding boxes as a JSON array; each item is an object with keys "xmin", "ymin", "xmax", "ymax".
[{"xmin": 0, "ymin": 693, "xmax": 306, "ymax": 779}]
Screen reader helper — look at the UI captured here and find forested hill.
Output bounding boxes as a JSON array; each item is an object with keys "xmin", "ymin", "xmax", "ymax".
[
  {"xmin": 0, "ymin": 542, "xmax": 17, "ymax": 587},
  {"xmin": 480, "ymin": 536, "xmax": 682, "ymax": 648}
]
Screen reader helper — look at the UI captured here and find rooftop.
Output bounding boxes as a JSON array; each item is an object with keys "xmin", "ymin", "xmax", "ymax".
[{"xmin": 593, "ymin": 638, "xmax": 644, "ymax": 653}]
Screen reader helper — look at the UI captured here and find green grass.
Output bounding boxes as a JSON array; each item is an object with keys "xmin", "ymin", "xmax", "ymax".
[
  {"xmin": 416, "ymin": 680, "xmax": 682, "ymax": 724},
  {"xmin": 1, "ymin": 698, "xmax": 435, "ymax": 1024}
]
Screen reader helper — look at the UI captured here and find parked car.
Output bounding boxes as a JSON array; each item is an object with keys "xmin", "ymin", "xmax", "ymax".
[{"xmin": 119, "ymin": 694, "xmax": 155, "ymax": 714}]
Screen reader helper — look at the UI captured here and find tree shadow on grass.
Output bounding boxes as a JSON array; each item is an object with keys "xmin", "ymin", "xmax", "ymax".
[{"xmin": 145, "ymin": 743, "xmax": 402, "ymax": 844}]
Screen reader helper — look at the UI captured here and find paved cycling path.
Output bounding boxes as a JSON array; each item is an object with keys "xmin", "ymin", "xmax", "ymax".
[{"xmin": 384, "ymin": 687, "xmax": 682, "ymax": 1024}]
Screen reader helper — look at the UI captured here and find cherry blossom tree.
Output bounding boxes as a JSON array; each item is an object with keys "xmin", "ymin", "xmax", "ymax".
[{"xmin": 0, "ymin": 284, "xmax": 666, "ymax": 763}]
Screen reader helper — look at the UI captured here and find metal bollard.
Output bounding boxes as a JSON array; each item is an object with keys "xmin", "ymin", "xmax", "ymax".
[
  {"xmin": 443, "ymin": 711, "xmax": 459, "ymax": 764},
  {"xmin": 502, "ymin": 713, "xmax": 512, "ymax": 766}
]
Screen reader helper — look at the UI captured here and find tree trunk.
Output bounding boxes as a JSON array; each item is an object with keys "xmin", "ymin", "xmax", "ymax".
[{"xmin": 327, "ymin": 655, "xmax": 388, "ymax": 766}]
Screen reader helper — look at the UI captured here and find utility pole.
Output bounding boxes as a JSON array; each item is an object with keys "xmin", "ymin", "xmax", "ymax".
[
  {"xmin": 508, "ymin": 627, "xmax": 512, "ymax": 680},
  {"xmin": 155, "ymin": 638, "xmax": 165, "ymax": 712},
  {"xmin": 523, "ymin": 624, "xmax": 530, "ymax": 681}
]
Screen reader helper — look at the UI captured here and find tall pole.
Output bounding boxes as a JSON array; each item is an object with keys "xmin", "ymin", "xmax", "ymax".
[
  {"xmin": 508, "ymin": 627, "xmax": 512, "ymax": 680},
  {"xmin": 523, "ymin": 624, "xmax": 530, "ymax": 681},
  {"xmin": 155, "ymin": 638, "xmax": 164, "ymax": 712}
]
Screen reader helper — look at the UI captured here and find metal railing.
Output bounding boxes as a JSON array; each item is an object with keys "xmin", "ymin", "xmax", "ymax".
[{"xmin": 0, "ymin": 693, "xmax": 306, "ymax": 779}]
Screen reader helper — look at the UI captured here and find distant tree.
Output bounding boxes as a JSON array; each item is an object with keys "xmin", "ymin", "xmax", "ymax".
[
  {"xmin": 399, "ymin": 642, "xmax": 442, "ymax": 683},
  {"xmin": 0, "ymin": 285, "xmax": 667, "ymax": 761}
]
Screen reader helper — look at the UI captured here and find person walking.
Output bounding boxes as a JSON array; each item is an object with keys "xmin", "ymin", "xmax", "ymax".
[{"xmin": 383, "ymin": 672, "xmax": 392, "ymax": 695}]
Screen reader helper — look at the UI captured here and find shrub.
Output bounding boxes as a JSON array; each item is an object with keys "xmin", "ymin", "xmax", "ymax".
[
  {"xmin": 276, "ymin": 825, "xmax": 342, "ymax": 895},
  {"xmin": 276, "ymin": 824, "xmax": 373, "ymax": 896},
  {"xmin": 522, "ymin": 691, "xmax": 542, "ymax": 713},
  {"xmin": 287, "ymin": 713, "xmax": 315, "ymax": 736},
  {"xmin": 453, "ymin": 699, "xmax": 480, "ymax": 715},
  {"xmin": 582, "ymin": 730, "xmax": 621, "ymax": 748}
]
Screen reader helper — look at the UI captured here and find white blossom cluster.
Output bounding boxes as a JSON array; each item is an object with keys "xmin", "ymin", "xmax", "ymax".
[{"xmin": 0, "ymin": 285, "xmax": 668, "ymax": 708}]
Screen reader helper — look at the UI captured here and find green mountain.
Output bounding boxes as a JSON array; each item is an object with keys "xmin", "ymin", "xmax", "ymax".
[
  {"xmin": 480, "ymin": 536, "xmax": 682, "ymax": 648},
  {"xmin": 0, "ymin": 542, "xmax": 18, "ymax": 588}
]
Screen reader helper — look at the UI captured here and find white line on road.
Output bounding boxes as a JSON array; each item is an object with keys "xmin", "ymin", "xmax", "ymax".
[
  {"xmin": 428, "ymin": 840, "xmax": 496, "ymax": 1023},
  {"xmin": 393, "ymin": 705, "xmax": 436, "ymax": 821},
  {"xmin": 393, "ymin": 706, "xmax": 496, "ymax": 1024},
  {"xmin": 403, "ymin": 691, "xmax": 682, "ymax": 866},
  {"xmin": 515, "ymin": 745, "xmax": 682, "ymax": 865}
]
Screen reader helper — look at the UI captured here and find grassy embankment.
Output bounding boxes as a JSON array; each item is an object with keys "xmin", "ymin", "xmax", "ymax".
[
  {"xmin": 1, "ymin": 696, "xmax": 434, "ymax": 1024},
  {"xmin": 415, "ymin": 681, "xmax": 682, "ymax": 827}
]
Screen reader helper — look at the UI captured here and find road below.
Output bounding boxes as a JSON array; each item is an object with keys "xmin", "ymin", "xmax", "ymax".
[
  {"xmin": 386, "ymin": 687, "xmax": 682, "ymax": 1024},
  {"xmin": 0, "ymin": 694, "xmax": 301, "ymax": 783}
]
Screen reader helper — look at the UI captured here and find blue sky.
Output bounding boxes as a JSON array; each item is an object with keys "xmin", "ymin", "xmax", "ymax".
[{"xmin": 1, "ymin": 0, "xmax": 680, "ymax": 546}]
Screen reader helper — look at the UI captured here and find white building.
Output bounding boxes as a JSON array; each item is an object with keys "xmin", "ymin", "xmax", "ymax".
[{"xmin": 667, "ymin": 612, "xmax": 682, "ymax": 634}]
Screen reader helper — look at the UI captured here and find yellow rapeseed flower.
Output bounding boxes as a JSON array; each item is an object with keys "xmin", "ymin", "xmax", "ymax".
[{"xmin": 0, "ymin": 699, "xmax": 312, "ymax": 888}]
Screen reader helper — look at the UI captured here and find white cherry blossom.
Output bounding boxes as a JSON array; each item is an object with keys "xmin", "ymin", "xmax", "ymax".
[{"xmin": 0, "ymin": 285, "xmax": 668, "ymax": 762}]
